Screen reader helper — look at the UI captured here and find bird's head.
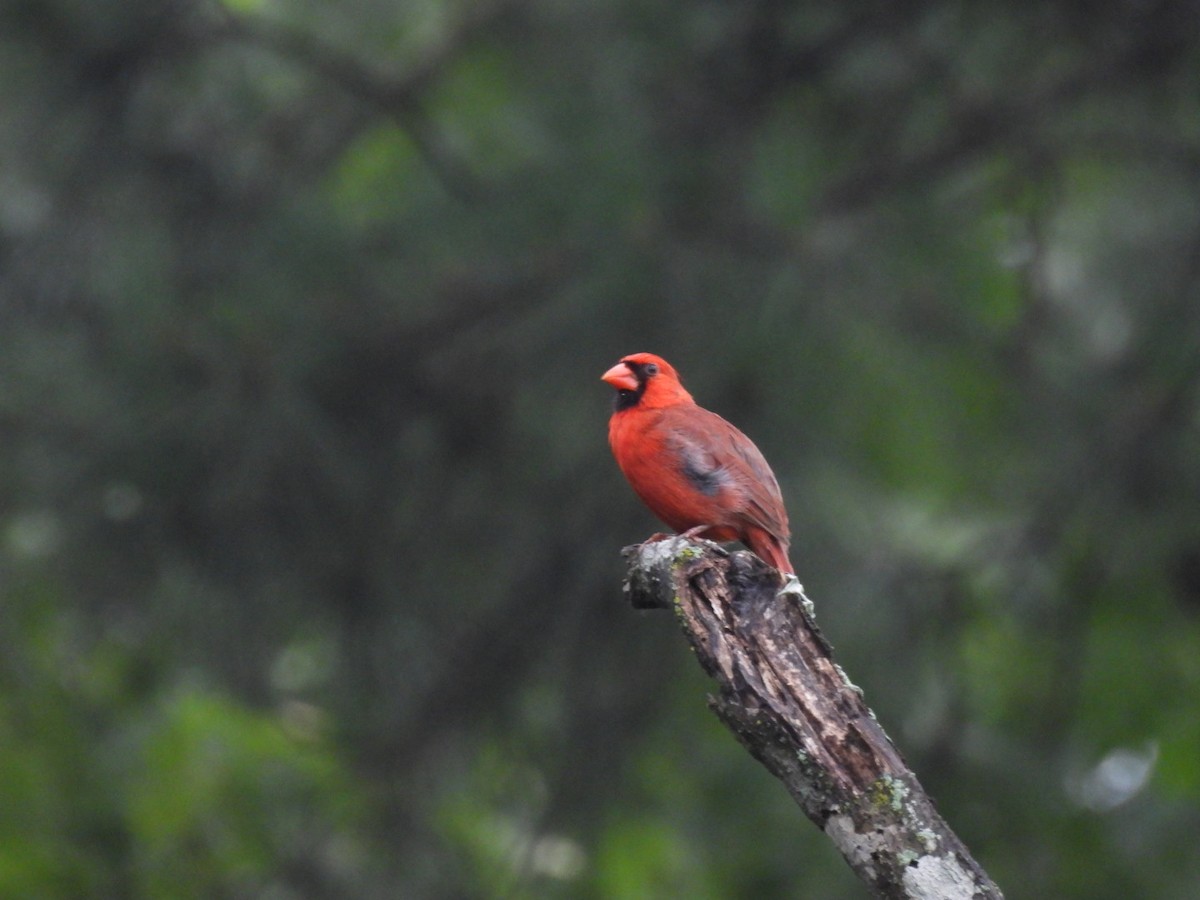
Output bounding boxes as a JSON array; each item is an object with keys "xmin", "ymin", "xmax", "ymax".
[{"xmin": 602, "ymin": 352, "xmax": 694, "ymax": 411}]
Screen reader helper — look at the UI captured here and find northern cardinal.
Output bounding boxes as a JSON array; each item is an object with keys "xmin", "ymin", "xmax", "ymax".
[{"xmin": 602, "ymin": 352, "xmax": 793, "ymax": 574}]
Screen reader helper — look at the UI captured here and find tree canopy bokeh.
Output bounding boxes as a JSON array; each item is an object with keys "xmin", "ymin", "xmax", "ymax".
[{"xmin": 2, "ymin": 0, "xmax": 1199, "ymax": 897}]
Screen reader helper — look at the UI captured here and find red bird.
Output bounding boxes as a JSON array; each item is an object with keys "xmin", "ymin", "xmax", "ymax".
[{"xmin": 602, "ymin": 352, "xmax": 793, "ymax": 574}]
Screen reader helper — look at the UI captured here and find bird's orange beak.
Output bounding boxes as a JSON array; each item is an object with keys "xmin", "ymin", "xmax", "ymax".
[{"xmin": 601, "ymin": 361, "xmax": 639, "ymax": 392}]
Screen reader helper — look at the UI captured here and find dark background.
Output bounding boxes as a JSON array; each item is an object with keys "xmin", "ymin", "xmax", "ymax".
[{"xmin": 2, "ymin": 1, "xmax": 1199, "ymax": 897}]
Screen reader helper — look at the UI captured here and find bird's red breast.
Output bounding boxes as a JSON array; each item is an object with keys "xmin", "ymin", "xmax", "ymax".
[{"xmin": 602, "ymin": 352, "xmax": 793, "ymax": 574}]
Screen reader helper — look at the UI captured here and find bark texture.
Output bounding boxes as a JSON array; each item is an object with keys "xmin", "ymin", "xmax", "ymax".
[{"xmin": 623, "ymin": 537, "xmax": 1004, "ymax": 900}]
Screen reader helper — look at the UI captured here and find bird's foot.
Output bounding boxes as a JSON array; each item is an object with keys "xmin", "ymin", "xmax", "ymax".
[
  {"xmin": 636, "ymin": 528, "xmax": 727, "ymax": 560},
  {"xmin": 641, "ymin": 532, "xmax": 674, "ymax": 543},
  {"xmin": 640, "ymin": 526, "xmax": 712, "ymax": 545},
  {"xmin": 670, "ymin": 527, "xmax": 731, "ymax": 559}
]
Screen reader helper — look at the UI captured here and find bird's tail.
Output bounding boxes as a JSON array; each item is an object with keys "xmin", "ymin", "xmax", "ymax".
[{"xmin": 747, "ymin": 530, "xmax": 794, "ymax": 575}]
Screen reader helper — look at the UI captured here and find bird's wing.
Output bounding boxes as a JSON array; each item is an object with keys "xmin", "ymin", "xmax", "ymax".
[{"xmin": 659, "ymin": 405, "xmax": 790, "ymax": 542}]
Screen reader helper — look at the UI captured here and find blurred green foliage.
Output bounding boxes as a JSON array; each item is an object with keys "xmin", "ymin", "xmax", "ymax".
[
  {"xmin": 0, "ymin": 578, "xmax": 367, "ymax": 897},
  {"xmin": 2, "ymin": 0, "xmax": 1199, "ymax": 897}
]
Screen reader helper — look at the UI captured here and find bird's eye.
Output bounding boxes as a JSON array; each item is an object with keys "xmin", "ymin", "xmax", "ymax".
[{"xmin": 645, "ymin": 363, "xmax": 659, "ymax": 376}]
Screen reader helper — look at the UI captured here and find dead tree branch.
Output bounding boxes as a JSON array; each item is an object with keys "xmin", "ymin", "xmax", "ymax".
[{"xmin": 623, "ymin": 538, "xmax": 1003, "ymax": 900}]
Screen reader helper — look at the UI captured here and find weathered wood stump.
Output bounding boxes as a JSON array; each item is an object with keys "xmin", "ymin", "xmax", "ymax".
[{"xmin": 623, "ymin": 537, "xmax": 1003, "ymax": 900}]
